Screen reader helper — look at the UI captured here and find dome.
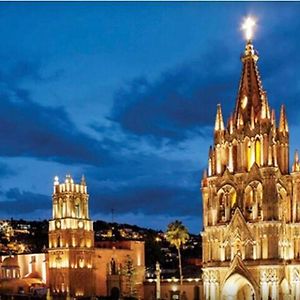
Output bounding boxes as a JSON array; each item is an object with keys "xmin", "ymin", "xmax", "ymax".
[
  {"xmin": 1, "ymin": 256, "xmax": 19, "ymax": 268},
  {"xmin": 24, "ymin": 271, "xmax": 42, "ymax": 279}
]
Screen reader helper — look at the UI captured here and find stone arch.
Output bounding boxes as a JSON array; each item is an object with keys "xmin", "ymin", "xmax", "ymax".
[
  {"xmin": 110, "ymin": 287, "xmax": 120, "ymax": 300},
  {"xmin": 244, "ymin": 185, "xmax": 253, "ymax": 219},
  {"xmin": 277, "ymin": 183, "xmax": 289, "ymax": 221},
  {"xmin": 244, "ymin": 239, "xmax": 253, "ymax": 260},
  {"xmin": 58, "ymin": 198, "xmax": 63, "ymax": 218},
  {"xmin": 244, "ymin": 181, "xmax": 263, "ymax": 220},
  {"xmin": 222, "ymin": 272, "xmax": 257, "ymax": 300},
  {"xmin": 77, "ymin": 255, "xmax": 84, "ymax": 268},
  {"xmin": 110, "ymin": 257, "xmax": 117, "ymax": 275},
  {"xmin": 74, "ymin": 197, "xmax": 81, "ymax": 218},
  {"xmin": 246, "ymin": 137, "xmax": 255, "ymax": 171},
  {"xmin": 232, "ymin": 139, "xmax": 238, "ymax": 171},
  {"xmin": 225, "ymin": 242, "xmax": 231, "ymax": 261},
  {"xmin": 280, "ymin": 278, "xmax": 290, "ymax": 300},
  {"xmin": 55, "ymin": 272, "xmax": 65, "ymax": 293},
  {"xmin": 218, "ymin": 185, "xmax": 237, "ymax": 222},
  {"xmin": 57, "ymin": 235, "xmax": 61, "ymax": 248},
  {"xmin": 255, "ymin": 137, "xmax": 261, "ymax": 166}
]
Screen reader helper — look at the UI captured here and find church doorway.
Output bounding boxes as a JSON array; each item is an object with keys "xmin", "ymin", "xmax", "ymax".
[
  {"xmin": 110, "ymin": 287, "xmax": 120, "ymax": 300},
  {"xmin": 222, "ymin": 273, "xmax": 256, "ymax": 300}
]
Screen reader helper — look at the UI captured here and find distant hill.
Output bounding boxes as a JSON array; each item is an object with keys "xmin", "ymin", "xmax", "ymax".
[{"xmin": 0, "ymin": 218, "xmax": 201, "ymax": 272}]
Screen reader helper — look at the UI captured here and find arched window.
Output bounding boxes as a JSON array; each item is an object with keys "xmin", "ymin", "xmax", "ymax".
[
  {"xmin": 244, "ymin": 181, "xmax": 263, "ymax": 220},
  {"xmin": 244, "ymin": 185, "xmax": 253, "ymax": 219},
  {"xmin": 277, "ymin": 184, "xmax": 289, "ymax": 221},
  {"xmin": 75, "ymin": 198, "xmax": 81, "ymax": 218},
  {"xmin": 55, "ymin": 272, "xmax": 64, "ymax": 292},
  {"xmin": 225, "ymin": 243, "xmax": 231, "ymax": 261},
  {"xmin": 246, "ymin": 139, "xmax": 255, "ymax": 171},
  {"xmin": 218, "ymin": 185, "xmax": 237, "ymax": 222},
  {"xmin": 245, "ymin": 240, "xmax": 253, "ymax": 259},
  {"xmin": 232, "ymin": 141, "xmax": 238, "ymax": 171},
  {"xmin": 110, "ymin": 258, "xmax": 117, "ymax": 275},
  {"xmin": 58, "ymin": 198, "xmax": 63, "ymax": 218},
  {"xmin": 255, "ymin": 138, "xmax": 261, "ymax": 166}
]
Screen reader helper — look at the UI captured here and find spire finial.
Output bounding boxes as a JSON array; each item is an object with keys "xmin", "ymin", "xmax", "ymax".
[
  {"xmin": 81, "ymin": 174, "xmax": 86, "ymax": 186},
  {"xmin": 214, "ymin": 104, "xmax": 224, "ymax": 131},
  {"xmin": 228, "ymin": 114, "xmax": 234, "ymax": 134},
  {"xmin": 242, "ymin": 16, "xmax": 256, "ymax": 42},
  {"xmin": 293, "ymin": 150, "xmax": 300, "ymax": 172},
  {"xmin": 279, "ymin": 104, "xmax": 289, "ymax": 133},
  {"xmin": 54, "ymin": 176, "xmax": 59, "ymax": 186},
  {"xmin": 295, "ymin": 150, "xmax": 299, "ymax": 163}
]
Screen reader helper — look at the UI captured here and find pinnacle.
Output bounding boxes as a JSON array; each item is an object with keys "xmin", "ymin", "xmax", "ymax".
[
  {"xmin": 234, "ymin": 41, "xmax": 267, "ymax": 128},
  {"xmin": 279, "ymin": 104, "xmax": 289, "ymax": 134},
  {"xmin": 214, "ymin": 104, "xmax": 225, "ymax": 131}
]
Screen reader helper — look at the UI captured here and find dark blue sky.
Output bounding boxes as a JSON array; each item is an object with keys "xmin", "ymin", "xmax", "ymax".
[{"xmin": 0, "ymin": 2, "xmax": 300, "ymax": 233}]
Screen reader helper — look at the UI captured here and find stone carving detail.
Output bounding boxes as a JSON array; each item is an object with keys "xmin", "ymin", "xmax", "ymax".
[{"xmin": 201, "ymin": 33, "xmax": 299, "ymax": 300}]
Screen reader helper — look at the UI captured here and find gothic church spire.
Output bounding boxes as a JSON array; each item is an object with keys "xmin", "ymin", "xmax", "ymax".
[{"xmin": 234, "ymin": 40, "xmax": 268, "ymax": 126}]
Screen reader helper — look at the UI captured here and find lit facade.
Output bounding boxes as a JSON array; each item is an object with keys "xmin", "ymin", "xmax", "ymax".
[
  {"xmin": 0, "ymin": 175, "xmax": 145, "ymax": 298},
  {"xmin": 201, "ymin": 40, "xmax": 300, "ymax": 299},
  {"xmin": 48, "ymin": 175, "xmax": 145, "ymax": 298},
  {"xmin": 48, "ymin": 175, "xmax": 94, "ymax": 296},
  {"xmin": 0, "ymin": 253, "xmax": 48, "ymax": 294}
]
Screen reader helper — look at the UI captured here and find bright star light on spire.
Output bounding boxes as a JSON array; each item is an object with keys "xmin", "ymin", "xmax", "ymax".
[{"xmin": 242, "ymin": 17, "xmax": 256, "ymax": 41}]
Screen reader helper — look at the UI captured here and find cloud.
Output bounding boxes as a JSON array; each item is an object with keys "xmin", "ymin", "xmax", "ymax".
[
  {"xmin": 246, "ymin": 10, "xmax": 300, "ymax": 124},
  {"xmin": 81, "ymin": 148, "xmax": 203, "ymax": 220},
  {"xmin": 110, "ymin": 42, "xmax": 238, "ymax": 142},
  {"xmin": 89, "ymin": 184, "xmax": 201, "ymax": 218},
  {"xmin": 0, "ymin": 188, "xmax": 50, "ymax": 214},
  {"xmin": 109, "ymin": 9, "xmax": 300, "ymax": 144},
  {"xmin": 0, "ymin": 61, "xmax": 111, "ymax": 165},
  {"xmin": 0, "ymin": 162, "xmax": 16, "ymax": 178}
]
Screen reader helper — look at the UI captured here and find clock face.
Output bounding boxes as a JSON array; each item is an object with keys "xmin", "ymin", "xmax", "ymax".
[
  {"xmin": 78, "ymin": 221, "xmax": 83, "ymax": 229},
  {"xmin": 56, "ymin": 221, "xmax": 61, "ymax": 229}
]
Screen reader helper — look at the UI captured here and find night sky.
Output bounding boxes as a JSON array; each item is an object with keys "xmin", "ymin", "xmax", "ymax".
[{"xmin": 0, "ymin": 2, "xmax": 300, "ymax": 233}]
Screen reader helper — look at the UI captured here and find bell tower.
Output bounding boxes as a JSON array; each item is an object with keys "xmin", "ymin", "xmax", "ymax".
[{"xmin": 48, "ymin": 175, "xmax": 94, "ymax": 297}]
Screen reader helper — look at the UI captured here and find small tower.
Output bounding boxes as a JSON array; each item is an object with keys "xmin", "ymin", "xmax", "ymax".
[{"xmin": 48, "ymin": 175, "xmax": 94, "ymax": 297}]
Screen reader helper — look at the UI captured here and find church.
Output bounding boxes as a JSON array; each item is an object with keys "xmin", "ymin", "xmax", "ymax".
[
  {"xmin": 0, "ymin": 175, "xmax": 145, "ymax": 298},
  {"xmin": 201, "ymin": 18, "xmax": 300, "ymax": 299},
  {"xmin": 2, "ymin": 17, "xmax": 300, "ymax": 300}
]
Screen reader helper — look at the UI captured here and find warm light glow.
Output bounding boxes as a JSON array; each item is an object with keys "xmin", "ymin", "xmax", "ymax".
[
  {"xmin": 42, "ymin": 260, "xmax": 47, "ymax": 283},
  {"xmin": 241, "ymin": 95, "xmax": 248, "ymax": 109},
  {"xmin": 79, "ymin": 258, "xmax": 84, "ymax": 268},
  {"xmin": 231, "ymin": 191, "xmax": 237, "ymax": 207},
  {"xmin": 171, "ymin": 285, "xmax": 178, "ymax": 292},
  {"xmin": 255, "ymin": 139, "xmax": 261, "ymax": 166},
  {"xmin": 242, "ymin": 17, "xmax": 256, "ymax": 40},
  {"xmin": 137, "ymin": 253, "xmax": 141, "ymax": 266}
]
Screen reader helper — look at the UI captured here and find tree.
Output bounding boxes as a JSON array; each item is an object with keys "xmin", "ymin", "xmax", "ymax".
[
  {"xmin": 165, "ymin": 220, "xmax": 189, "ymax": 285},
  {"xmin": 122, "ymin": 255, "xmax": 137, "ymax": 298}
]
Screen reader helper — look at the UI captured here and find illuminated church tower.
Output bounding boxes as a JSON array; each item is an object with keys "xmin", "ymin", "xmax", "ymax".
[
  {"xmin": 202, "ymin": 18, "xmax": 300, "ymax": 299},
  {"xmin": 48, "ymin": 175, "xmax": 94, "ymax": 297}
]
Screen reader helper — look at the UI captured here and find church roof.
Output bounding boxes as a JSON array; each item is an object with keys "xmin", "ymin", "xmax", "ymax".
[
  {"xmin": 24, "ymin": 271, "xmax": 42, "ymax": 279},
  {"xmin": 1, "ymin": 256, "xmax": 19, "ymax": 268}
]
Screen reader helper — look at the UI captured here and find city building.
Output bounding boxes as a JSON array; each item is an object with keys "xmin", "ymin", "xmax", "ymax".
[
  {"xmin": 144, "ymin": 277, "xmax": 202, "ymax": 300},
  {"xmin": 0, "ymin": 175, "xmax": 145, "ymax": 298},
  {"xmin": 201, "ymin": 19, "xmax": 300, "ymax": 299}
]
